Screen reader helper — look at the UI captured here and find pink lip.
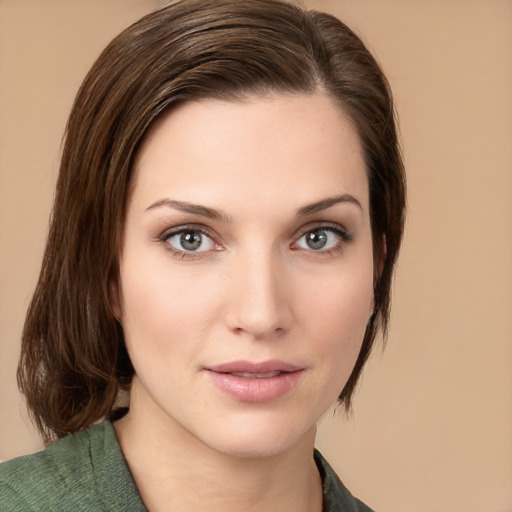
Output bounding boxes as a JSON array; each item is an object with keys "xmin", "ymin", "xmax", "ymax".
[{"xmin": 204, "ymin": 360, "xmax": 304, "ymax": 403}]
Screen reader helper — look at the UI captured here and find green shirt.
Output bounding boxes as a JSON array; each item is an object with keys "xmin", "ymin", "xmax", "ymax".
[{"xmin": 1, "ymin": 422, "xmax": 374, "ymax": 511}]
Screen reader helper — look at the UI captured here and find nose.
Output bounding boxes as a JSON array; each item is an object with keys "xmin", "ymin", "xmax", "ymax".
[{"xmin": 224, "ymin": 247, "xmax": 293, "ymax": 339}]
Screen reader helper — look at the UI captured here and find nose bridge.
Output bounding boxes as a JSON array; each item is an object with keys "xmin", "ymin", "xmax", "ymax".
[{"xmin": 226, "ymin": 242, "xmax": 291, "ymax": 338}]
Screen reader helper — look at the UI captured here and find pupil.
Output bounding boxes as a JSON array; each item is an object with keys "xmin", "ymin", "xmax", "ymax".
[
  {"xmin": 181, "ymin": 231, "xmax": 202, "ymax": 250},
  {"xmin": 307, "ymin": 230, "xmax": 327, "ymax": 250}
]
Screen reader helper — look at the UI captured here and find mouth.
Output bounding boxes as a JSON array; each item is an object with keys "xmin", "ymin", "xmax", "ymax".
[
  {"xmin": 230, "ymin": 371, "xmax": 282, "ymax": 378},
  {"xmin": 207, "ymin": 359, "xmax": 302, "ymax": 374},
  {"xmin": 204, "ymin": 360, "xmax": 304, "ymax": 403}
]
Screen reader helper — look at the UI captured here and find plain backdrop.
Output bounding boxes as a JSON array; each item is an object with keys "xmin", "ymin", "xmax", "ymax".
[{"xmin": 1, "ymin": 1, "xmax": 511, "ymax": 511}]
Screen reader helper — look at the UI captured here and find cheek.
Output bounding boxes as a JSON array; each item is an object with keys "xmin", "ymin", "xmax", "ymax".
[
  {"xmin": 303, "ymin": 259, "xmax": 373, "ymax": 319},
  {"xmin": 297, "ymin": 264, "xmax": 373, "ymax": 361},
  {"xmin": 118, "ymin": 263, "xmax": 221, "ymax": 355}
]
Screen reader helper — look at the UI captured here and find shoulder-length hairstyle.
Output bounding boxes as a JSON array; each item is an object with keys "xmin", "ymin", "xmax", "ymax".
[{"xmin": 18, "ymin": 0, "xmax": 406, "ymax": 443}]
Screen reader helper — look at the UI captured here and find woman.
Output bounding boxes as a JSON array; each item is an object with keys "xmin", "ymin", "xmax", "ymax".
[{"xmin": 0, "ymin": 0, "xmax": 405, "ymax": 510}]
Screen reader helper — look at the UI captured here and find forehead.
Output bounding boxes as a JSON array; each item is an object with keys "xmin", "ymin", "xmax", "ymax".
[{"xmin": 129, "ymin": 92, "xmax": 368, "ymax": 214}]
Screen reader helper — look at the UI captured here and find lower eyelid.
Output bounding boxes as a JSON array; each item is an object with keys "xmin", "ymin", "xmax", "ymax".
[
  {"xmin": 291, "ymin": 224, "xmax": 354, "ymax": 252},
  {"xmin": 157, "ymin": 226, "xmax": 226, "ymax": 258},
  {"xmin": 158, "ymin": 224, "xmax": 351, "ymax": 254}
]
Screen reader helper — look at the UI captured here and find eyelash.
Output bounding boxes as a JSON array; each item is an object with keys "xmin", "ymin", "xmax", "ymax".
[
  {"xmin": 157, "ymin": 222, "xmax": 353, "ymax": 260},
  {"xmin": 292, "ymin": 223, "xmax": 353, "ymax": 256},
  {"xmin": 158, "ymin": 224, "xmax": 219, "ymax": 260}
]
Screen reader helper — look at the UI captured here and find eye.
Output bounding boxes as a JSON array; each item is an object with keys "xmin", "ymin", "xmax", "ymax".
[
  {"xmin": 165, "ymin": 229, "xmax": 216, "ymax": 253},
  {"xmin": 293, "ymin": 226, "xmax": 350, "ymax": 252}
]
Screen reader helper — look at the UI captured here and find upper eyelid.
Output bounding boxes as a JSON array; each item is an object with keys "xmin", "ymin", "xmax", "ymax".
[
  {"xmin": 157, "ymin": 221, "xmax": 352, "ymax": 247},
  {"xmin": 293, "ymin": 221, "xmax": 350, "ymax": 238},
  {"xmin": 158, "ymin": 225, "xmax": 219, "ymax": 257},
  {"xmin": 159, "ymin": 223, "xmax": 216, "ymax": 239}
]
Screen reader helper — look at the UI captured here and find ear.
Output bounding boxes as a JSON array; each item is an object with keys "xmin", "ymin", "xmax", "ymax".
[{"xmin": 109, "ymin": 277, "xmax": 122, "ymax": 321}]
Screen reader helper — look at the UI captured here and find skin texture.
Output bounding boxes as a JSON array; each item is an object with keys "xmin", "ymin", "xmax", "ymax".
[{"xmin": 112, "ymin": 92, "xmax": 374, "ymax": 512}]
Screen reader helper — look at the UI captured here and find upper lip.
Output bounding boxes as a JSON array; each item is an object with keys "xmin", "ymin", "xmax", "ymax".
[{"xmin": 206, "ymin": 360, "xmax": 303, "ymax": 374}]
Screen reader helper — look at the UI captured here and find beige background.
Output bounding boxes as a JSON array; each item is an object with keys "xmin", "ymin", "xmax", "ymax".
[{"xmin": 1, "ymin": 1, "xmax": 511, "ymax": 511}]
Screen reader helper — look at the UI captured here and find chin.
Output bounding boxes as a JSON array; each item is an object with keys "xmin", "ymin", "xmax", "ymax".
[{"xmin": 188, "ymin": 411, "xmax": 318, "ymax": 460}]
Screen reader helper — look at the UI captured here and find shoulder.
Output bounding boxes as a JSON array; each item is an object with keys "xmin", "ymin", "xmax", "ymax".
[
  {"xmin": 314, "ymin": 449, "xmax": 375, "ymax": 512},
  {"xmin": 0, "ymin": 423, "xmax": 109, "ymax": 511},
  {"xmin": 0, "ymin": 422, "xmax": 144, "ymax": 512}
]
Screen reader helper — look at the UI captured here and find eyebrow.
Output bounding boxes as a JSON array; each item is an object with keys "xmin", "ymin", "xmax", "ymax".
[
  {"xmin": 296, "ymin": 194, "xmax": 362, "ymax": 216},
  {"xmin": 145, "ymin": 198, "xmax": 231, "ymax": 222},
  {"xmin": 145, "ymin": 193, "xmax": 362, "ymax": 222}
]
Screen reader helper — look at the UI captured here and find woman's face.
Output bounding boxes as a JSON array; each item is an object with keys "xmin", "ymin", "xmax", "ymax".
[{"xmin": 113, "ymin": 93, "xmax": 374, "ymax": 457}]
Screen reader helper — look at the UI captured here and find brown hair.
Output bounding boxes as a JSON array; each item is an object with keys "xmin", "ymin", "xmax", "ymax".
[{"xmin": 18, "ymin": 0, "xmax": 406, "ymax": 443}]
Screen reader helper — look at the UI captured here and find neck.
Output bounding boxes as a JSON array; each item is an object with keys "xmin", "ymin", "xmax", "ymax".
[{"xmin": 114, "ymin": 382, "xmax": 323, "ymax": 512}]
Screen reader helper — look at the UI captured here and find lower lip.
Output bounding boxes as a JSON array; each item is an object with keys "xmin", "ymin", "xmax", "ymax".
[{"xmin": 205, "ymin": 370, "xmax": 303, "ymax": 403}]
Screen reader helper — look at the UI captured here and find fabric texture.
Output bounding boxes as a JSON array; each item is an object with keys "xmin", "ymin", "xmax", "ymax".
[{"xmin": 1, "ymin": 421, "xmax": 374, "ymax": 511}]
